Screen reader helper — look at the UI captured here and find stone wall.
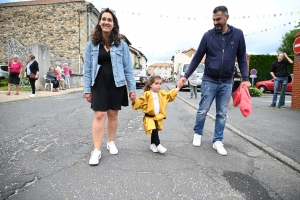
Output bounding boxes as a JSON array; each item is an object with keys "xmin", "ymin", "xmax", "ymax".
[{"xmin": 0, "ymin": 0, "xmax": 99, "ymax": 73}]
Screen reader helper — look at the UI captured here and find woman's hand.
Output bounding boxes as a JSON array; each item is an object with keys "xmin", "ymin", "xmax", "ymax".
[
  {"xmin": 129, "ymin": 92, "xmax": 136, "ymax": 102},
  {"xmin": 85, "ymin": 93, "xmax": 92, "ymax": 103}
]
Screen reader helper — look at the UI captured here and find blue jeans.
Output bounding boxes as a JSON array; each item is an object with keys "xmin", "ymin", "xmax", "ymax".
[
  {"xmin": 65, "ymin": 75, "xmax": 70, "ymax": 88},
  {"xmin": 272, "ymin": 77, "xmax": 288, "ymax": 106},
  {"xmin": 194, "ymin": 81, "xmax": 232, "ymax": 142}
]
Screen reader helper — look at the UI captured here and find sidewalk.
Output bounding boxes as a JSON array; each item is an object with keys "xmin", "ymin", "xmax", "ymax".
[{"xmin": 0, "ymin": 87, "xmax": 84, "ymax": 103}]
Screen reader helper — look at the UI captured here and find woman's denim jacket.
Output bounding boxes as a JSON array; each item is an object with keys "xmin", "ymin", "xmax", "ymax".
[{"xmin": 83, "ymin": 39, "xmax": 136, "ymax": 93}]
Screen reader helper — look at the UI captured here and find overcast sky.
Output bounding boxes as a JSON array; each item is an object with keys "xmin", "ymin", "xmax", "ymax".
[{"xmin": 1, "ymin": 0, "xmax": 299, "ymax": 64}]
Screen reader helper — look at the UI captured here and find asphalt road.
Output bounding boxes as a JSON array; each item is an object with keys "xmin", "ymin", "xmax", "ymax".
[
  {"xmin": 0, "ymin": 86, "xmax": 300, "ymax": 200},
  {"xmin": 175, "ymin": 85, "xmax": 300, "ymax": 165}
]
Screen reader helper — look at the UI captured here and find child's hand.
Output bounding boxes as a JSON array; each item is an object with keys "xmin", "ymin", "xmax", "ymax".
[{"xmin": 175, "ymin": 87, "xmax": 179, "ymax": 92}]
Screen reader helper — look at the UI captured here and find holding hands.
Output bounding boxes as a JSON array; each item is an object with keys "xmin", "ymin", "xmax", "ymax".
[
  {"xmin": 129, "ymin": 92, "xmax": 136, "ymax": 102},
  {"xmin": 177, "ymin": 77, "xmax": 187, "ymax": 90}
]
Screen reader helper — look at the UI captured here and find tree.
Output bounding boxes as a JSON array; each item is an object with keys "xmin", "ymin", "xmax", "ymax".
[
  {"xmin": 277, "ymin": 28, "xmax": 300, "ymax": 55},
  {"xmin": 295, "ymin": 21, "xmax": 300, "ymax": 28}
]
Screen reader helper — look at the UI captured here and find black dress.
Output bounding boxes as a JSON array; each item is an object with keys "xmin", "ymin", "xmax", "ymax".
[{"xmin": 91, "ymin": 45, "xmax": 128, "ymax": 111}]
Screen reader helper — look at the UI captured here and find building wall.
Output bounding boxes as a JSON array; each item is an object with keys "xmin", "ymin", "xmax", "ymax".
[
  {"xmin": 0, "ymin": 1, "xmax": 95, "ymax": 71},
  {"xmin": 291, "ymin": 32, "xmax": 300, "ymax": 110}
]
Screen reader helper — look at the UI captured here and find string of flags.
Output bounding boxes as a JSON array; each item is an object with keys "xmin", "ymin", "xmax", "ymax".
[
  {"xmin": 95, "ymin": 6, "xmax": 299, "ymax": 22},
  {"xmin": 244, "ymin": 20, "xmax": 299, "ymax": 36}
]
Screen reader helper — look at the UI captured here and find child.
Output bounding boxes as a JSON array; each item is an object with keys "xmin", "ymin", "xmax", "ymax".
[{"xmin": 132, "ymin": 75, "xmax": 179, "ymax": 154}]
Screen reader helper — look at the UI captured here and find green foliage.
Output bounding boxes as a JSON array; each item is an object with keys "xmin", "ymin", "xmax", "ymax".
[
  {"xmin": 249, "ymin": 87, "xmax": 263, "ymax": 97},
  {"xmin": 277, "ymin": 29, "xmax": 300, "ymax": 55},
  {"xmin": 249, "ymin": 54, "xmax": 294, "ymax": 85},
  {"xmin": 133, "ymin": 62, "xmax": 138, "ymax": 69},
  {"xmin": 295, "ymin": 21, "xmax": 300, "ymax": 28},
  {"xmin": 0, "ymin": 77, "xmax": 8, "ymax": 87}
]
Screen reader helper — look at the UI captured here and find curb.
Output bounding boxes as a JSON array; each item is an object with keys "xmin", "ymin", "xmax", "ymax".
[
  {"xmin": 166, "ymin": 84, "xmax": 300, "ymax": 174},
  {"xmin": 0, "ymin": 88, "xmax": 83, "ymax": 104}
]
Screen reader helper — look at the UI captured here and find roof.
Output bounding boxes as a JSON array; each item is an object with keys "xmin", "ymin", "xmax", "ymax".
[
  {"xmin": 119, "ymin": 34, "xmax": 132, "ymax": 46},
  {"xmin": 0, "ymin": 0, "xmax": 85, "ymax": 7},
  {"xmin": 182, "ymin": 48, "xmax": 196, "ymax": 54},
  {"xmin": 149, "ymin": 63, "xmax": 173, "ymax": 68}
]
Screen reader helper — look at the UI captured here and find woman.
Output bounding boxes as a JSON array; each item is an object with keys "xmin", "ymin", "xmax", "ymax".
[
  {"xmin": 7, "ymin": 54, "xmax": 23, "ymax": 95},
  {"xmin": 25, "ymin": 54, "xmax": 39, "ymax": 98},
  {"xmin": 54, "ymin": 66, "xmax": 67, "ymax": 90},
  {"xmin": 46, "ymin": 67, "xmax": 60, "ymax": 92},
  {"xmin": 63, "ymin": 63, "xmax": 70, "ymax": 88},
  {"xmin": 84, "ymin": 8, "xmax": 136, "ymax": 166}
]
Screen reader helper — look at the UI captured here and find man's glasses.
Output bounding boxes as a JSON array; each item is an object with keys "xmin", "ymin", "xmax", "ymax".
[{"xmin": 101, "ymin": 8, "xmax": 116, "ymax": 15}]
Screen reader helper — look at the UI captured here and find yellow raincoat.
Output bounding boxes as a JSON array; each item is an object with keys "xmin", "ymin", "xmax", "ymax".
[{"xmin": 132, "ymin": 89, "xmax": 177, "ymax": 135}]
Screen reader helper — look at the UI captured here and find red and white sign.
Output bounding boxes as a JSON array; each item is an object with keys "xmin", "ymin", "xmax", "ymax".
[{"xmin": 293, "ymin": 37, "xmax": 300, "ymax": 53}]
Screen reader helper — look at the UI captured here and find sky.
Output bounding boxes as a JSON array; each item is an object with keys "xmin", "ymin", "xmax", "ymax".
[{"xmin": 1, "ymin": 0, "xmax": 299, "ymax": 64}]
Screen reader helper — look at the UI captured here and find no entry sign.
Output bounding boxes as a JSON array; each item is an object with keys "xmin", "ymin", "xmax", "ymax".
[{"xmin": 294, "ymin": 37, "xmax": 300, "ymax": 53}]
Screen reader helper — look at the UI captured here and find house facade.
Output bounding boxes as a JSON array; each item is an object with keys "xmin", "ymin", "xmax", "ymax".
[
  {"xmin": 0, "ymin": 0, "xmax": 146, "ymax": 74},
  {"xmin": 172, "ymin": 48, "xmax": 206, "ymax": 74},
  {"xmin": 148, "ymin": 63, "xmax": 173, "ymax": 79}
]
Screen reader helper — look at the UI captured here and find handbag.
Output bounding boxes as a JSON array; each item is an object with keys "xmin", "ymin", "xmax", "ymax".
[{"xmin": 30, "ymin": 72, "xmax": 38, "ymax": 80}]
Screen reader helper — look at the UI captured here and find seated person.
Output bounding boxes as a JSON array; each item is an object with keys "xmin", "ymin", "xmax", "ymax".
[
  {"xmin": 54, "ymin": 66, "xmax": 67, "ymax": 90},
  {"xmin": 46, "ymin": 67, "xmax": 60, "ymax": 92}
]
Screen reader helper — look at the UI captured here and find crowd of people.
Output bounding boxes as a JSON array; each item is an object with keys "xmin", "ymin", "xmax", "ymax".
[
  {"xmin": 5, "ymin": 53, "xmax": 72, "ymax": 96},
  {"xmin": 45, "ymin": 64, "xmax": 70, "ymax": 92}
]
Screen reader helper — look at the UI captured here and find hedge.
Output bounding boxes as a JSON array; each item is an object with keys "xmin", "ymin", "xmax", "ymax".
[{"xmin": 249, "ymin": 54, "xmax": 294, "ymax": 85}]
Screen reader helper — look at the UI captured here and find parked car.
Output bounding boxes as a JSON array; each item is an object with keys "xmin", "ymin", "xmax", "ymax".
[
  {"xmin": 0, "ymin": 65, "xmax": 9, "ymax": 81},
  {"xmin": 175, "ymin": 63, "xmax": 205, "ymax": 90},
  {"xmin": 255, "ymin": 74, "xmax": 293, "ymax": 93},
  {"xmin": 134, "ymin": 66, "xmax": 148, "ymax": 87}
]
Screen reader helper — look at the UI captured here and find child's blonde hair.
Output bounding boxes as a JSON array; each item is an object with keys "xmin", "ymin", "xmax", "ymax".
[{"xmin": 143, "ymin": 75, "xmax": 162, "ymax": 92}]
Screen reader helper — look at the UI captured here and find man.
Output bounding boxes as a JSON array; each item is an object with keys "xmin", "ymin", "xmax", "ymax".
[
  {"xmin": 269, "ymin": 53, "xmax": 293, "ymax": 108},
  {"xmin": 177, "ymin": 6, "xmax": 251, "ymax": 156},
  {"xmin": 188, "ymin": 69, "xmax": 198, "ymax": 99}
]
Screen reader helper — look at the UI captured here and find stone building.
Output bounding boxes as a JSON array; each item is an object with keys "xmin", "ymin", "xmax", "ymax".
[
  {"xmin": 0, "ymin": 0, "xmax": 146, "ymax": 75},
  {"xmin": 0, "ymin": 0, "xmax": 95, "ymax": 71}
]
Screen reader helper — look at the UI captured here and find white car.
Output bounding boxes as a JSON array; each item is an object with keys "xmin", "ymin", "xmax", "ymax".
[
  {"xmin": 0, "ymin": 65, "xmax": 9, "ymax": 81},
  {"xmin": 175, "ymin": 63, "xmax": 205, "ymax": 90}
]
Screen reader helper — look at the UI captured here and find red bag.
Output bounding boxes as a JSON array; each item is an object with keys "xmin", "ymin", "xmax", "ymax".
[{"xmin": 233, "ymin": 86, "xmax": 252, "ymax": 117}]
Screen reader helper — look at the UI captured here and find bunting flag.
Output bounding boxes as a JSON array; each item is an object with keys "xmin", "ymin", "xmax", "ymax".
[
  {"xmin": 97, "ymin": 7, "xmax": 299, "ymax": 22},
  {"xmin": 244, "ymin": 20, "xmax": 297, "ymax": 36}
]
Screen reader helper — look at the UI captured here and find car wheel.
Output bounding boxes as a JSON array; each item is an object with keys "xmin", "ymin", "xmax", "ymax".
[{"xmin": 258, "ymin": 85, "xmax": 266, "ymax": 93}]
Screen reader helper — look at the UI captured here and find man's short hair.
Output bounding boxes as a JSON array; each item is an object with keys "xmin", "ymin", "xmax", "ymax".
[{"xmin": 213, "ymin": 6, "xmax": 228, "ymax": 15}]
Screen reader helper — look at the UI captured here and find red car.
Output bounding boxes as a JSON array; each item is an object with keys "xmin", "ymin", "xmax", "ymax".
[{"xmin": 255, "ymin": 75, "xmax": 293, "ymax": 93}]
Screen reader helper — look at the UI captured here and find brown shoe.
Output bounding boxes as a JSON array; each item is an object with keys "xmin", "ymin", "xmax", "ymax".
[
  {"xmin": 6, "ymin": 92, "xmax": 10, "ymax": 95},
  {"xmin": 15, "ymin": 92, "xmax": 19, "ymax": 95}
]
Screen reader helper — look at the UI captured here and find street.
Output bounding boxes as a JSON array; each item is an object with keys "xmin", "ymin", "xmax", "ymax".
[{"xmin": 0, "ymin": 85, "xmax": 300, "ymax": 200}]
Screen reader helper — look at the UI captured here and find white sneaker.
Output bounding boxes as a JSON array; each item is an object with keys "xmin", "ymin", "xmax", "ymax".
[
  {"xmin": 89, "ymin": 149, "xmax": 101, "ymax": 165},
  {"xmin": 29, "ymin": 94, "xmax": 35, "ymax": 98},
  {"xmin": 157, "ymin": 144, "xmax": 167, "ymax": 154},
  {"xmin": 150, "ymin": 144, "xmax": 158, "ymax": 153},
  {"xmin": 212, "ymin": 141, "xmax": 227, "ymax": 156},
  {"xmin": 107, "ymin": 141, "xmax": 118, "ymax": 155},
  {"xmin": 193, "ymin": 134, "xmax": 202, "ymax": 146}
]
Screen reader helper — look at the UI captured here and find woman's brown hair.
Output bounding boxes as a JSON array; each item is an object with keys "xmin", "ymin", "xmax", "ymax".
[
  {"xmin": 143, "ymin": 75, "xmax": 162, "ymax": 92},
  {"xmin": 28, "ymin": 54, "xmax": 35, "ymax": 60},
  {"xmin": 91, "ymin": 8, "xmax": 121, "ymax": 47}
]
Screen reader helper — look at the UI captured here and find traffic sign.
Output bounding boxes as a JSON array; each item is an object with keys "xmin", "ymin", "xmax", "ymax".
[
  {"xmin": 250, "ymin": 75, "xmax": 257, "ymax": 78},
  {"xmin": 250, "ymin": 69, "xmax": 257, "ymax": 75},
  {"xmin": 293, "ymin": 37, "xmax": 300, "ymax": 53}
]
